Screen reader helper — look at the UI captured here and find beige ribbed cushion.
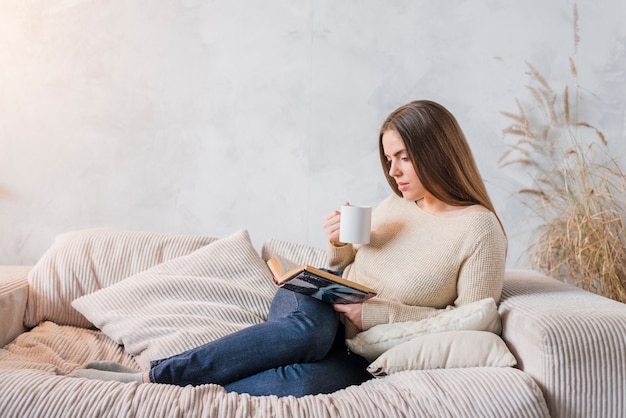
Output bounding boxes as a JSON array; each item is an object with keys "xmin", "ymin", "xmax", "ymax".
[
  {"xmin": 500, "ymin": 270, "xmax": 626, "ymax": 418},
  {"xmin": 72, "ymin": 229, "xmax": 277, "ymax": 369},
  {"xmin": 25, "ymin": 228, "xmax": 217, "ymax": 328}
]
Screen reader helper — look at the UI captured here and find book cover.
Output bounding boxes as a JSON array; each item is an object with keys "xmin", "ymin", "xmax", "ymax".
[{"xmin": 267, "ymin": 255, "xmax": 377, "ymax": 304}]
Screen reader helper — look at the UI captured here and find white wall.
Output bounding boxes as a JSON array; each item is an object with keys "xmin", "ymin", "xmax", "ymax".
[{"xmin": 1, "ymin": 0, "xmax": 625, "ymax": 266}]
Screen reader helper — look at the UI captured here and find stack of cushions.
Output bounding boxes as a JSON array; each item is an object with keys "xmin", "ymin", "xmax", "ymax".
[
  {"xmin": 347, "ymin": 296, "xmax": 504, "ymax": 361},
  {"xmin": 25, "ymin": 228, "xmax": 517, "ymax": 376},
  {"xmin": 349, "ymin": 299, "xmax": 516, "ymax": 376}
]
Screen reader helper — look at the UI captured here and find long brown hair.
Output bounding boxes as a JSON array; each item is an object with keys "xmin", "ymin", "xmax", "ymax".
[{"xmin": 379, "ymin": 100, "xmax": 505, "ymax": 234}]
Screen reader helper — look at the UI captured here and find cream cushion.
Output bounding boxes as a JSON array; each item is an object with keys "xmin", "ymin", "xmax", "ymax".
[
  {"xmin": 367, "ymin": 330, "xmax": 517, "ymax": 377},
  {"xmin": 72, "ymin": 229, "xmax": 277, "ymax": 369},
  {"xmin": 347, "ymin": 297, "xmax": 502, "ymax": 362},
  {"xmin": 25, "ymin": 228, "xmax": 217, "ymax": 328}
]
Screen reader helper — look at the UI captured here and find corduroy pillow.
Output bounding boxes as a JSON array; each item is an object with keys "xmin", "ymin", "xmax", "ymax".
[
  {"xmin": 72, "ymin": 229, "xmax": 278, "ymax": 369},
  {"xmin": 25, "ymin": 228, "xmax": 218, "ymax": 328}
]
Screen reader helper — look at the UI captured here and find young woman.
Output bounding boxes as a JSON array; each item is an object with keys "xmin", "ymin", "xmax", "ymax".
[
  {"xmin": 327, "ymin": 100, "xmax": 506, "ymax": 341},
  {"xmin": 71, "ymin": 100, "xmax": 506, "ymax": 397}
]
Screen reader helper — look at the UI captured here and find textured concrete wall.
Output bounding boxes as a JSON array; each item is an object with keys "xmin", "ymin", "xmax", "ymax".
[{"xmin": 1, "ymin": 0, "xmax": 625, "ymax": 266}]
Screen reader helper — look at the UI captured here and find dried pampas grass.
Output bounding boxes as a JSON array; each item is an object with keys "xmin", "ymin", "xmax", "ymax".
[{"xmin": 499, "ymin": 4, "xmax": 626, "ymax": 303}]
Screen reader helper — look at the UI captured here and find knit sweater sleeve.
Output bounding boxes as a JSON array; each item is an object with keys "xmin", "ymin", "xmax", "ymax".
[
  {"xmin": 453, "ymin": 222, "xmax": 506, "ymax": 306},
  {"xmin": 326, "ymin": 243, "xmax": 356, "ymax": 272}
]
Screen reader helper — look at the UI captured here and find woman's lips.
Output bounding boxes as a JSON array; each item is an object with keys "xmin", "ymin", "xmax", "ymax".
[{"xmin": 397, "ymin": 182, "xmax": 409, "ymax": 191}]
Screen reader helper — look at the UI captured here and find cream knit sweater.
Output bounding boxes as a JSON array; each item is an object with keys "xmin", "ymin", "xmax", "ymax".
[{"xmin": 328, "ymin": 194, "xmax": 507, "ymax": 337}]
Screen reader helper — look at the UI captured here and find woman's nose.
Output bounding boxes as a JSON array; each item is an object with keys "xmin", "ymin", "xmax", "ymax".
[{"xmin": 389, "ymin": 161, "xmax": 400, "ymax": 177}]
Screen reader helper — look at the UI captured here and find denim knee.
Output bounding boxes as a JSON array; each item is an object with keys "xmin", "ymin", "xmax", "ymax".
[{"xmin": 268, "ymin": 288, "xmax": 339, "ymax": 360}]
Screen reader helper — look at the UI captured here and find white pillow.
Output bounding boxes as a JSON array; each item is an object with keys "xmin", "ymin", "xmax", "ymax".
[
  {"xmin": 25, "ymin": 228, "xmax": 218, "ymax": 328},
  {"xmin": 346, "ymin": 298, "xmax": 502, "ymax": 362},
  {"xmin": 367, "ymin": 330, "xmax": 517, "ymax": 377},
  {"xmin": 72, "ymin": 229, "xmax": 278, "ymax": 369}
]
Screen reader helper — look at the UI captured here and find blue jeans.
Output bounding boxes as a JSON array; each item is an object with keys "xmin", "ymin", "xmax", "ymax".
[{"xmin": 149, "ymin": 288, "xmax": 371, "ymax": 396}]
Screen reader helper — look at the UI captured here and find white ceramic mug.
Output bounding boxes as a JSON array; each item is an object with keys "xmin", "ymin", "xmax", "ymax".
[{"xmin": 339, "ymin": 205, "xmax": 372, "ymax": 244}]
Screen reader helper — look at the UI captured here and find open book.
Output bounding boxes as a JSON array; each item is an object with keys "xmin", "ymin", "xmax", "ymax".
[{"xmin": 267, "ymin": 255, "xmax": 377, "ymax": 304}]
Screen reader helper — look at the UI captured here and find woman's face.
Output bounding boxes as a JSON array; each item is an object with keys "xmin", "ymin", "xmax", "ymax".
[{"xmin": 382, "ymin": 129, "xmax": 425, "ymax": 202}]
